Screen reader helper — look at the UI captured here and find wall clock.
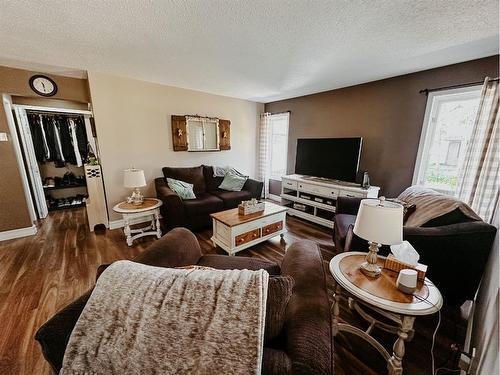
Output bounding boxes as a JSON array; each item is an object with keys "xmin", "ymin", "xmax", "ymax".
[{"xmin": 29, "ymin": 75, "xmax": 58, "ymax": 97}]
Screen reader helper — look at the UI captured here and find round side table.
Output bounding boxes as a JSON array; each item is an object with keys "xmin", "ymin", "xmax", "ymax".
[
  {"xmin": 329, "ymin": 251, "xmax": 443, "ymax": 375},
  {"xmin": 113, "ymin": 198, "xmax": 163, "ymax": 246}
]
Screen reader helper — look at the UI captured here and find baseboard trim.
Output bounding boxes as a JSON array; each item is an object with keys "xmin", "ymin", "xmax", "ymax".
[
  {"xmin": 109, "ymin": 219, "xmax": 125, "ymax": 230},
  {"xmin": 0, "ymin": 225, "xmax": 37, "ymax": 241}
]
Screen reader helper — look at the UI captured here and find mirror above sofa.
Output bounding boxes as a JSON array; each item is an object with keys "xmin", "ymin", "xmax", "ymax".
[{"xmin": 171, "ymin": 114, "xmax": 231, "ymax": 152}]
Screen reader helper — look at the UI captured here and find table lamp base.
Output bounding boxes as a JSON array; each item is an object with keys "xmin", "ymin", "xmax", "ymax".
[{"xmin": 360, "ymin": 241, "xmax": 382, "ymax": 278}]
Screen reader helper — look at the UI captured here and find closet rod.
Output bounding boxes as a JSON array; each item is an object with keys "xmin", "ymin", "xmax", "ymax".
[
  {"xmin": 14, "ymin": 104, "xmax": 92, "ymax": 116},
  {"xmin": 25, "ymin": 110, "xmax": 85, "ymax": 117}
]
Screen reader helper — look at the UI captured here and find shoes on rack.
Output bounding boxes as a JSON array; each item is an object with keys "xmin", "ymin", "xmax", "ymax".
[
  {"xmin": 62, "ymin": 173, "xmax": 71, "ymax": 186},
  {"xmin": 46, "ymin": 195, "xmax": 56, "ymax": 209},
  {"xmin": 75, "ymin": 175, "xmax": 86, "ymax": 186},
  {"xmin": 43, "ymin": 177, "xmax": 55, "ymax": 188}
]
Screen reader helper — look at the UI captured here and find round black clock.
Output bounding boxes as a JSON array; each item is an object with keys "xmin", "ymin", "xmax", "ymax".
[{"xmin": 29, "ymin": 75, "xmax": 58, "ymax": 97}]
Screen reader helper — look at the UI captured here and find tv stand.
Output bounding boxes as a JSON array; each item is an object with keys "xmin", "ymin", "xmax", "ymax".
[{"xmin": 280, "ymin": 174, "xmax": 380, "ymax": 228}]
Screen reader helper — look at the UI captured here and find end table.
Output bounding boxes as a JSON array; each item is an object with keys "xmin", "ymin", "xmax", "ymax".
[
  {"xmin": 113, "ymin": 198, "xmax": 163, "ymax": 246},
  {"xmin": 329, "ymin": 251, "xmax": 443, "ymax": 375}
]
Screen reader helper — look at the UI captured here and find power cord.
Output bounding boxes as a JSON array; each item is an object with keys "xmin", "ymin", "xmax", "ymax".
[
  {"xmin": 411, "ymin": 280, "xmax": 444, "ymax": 375},
  {"xmin": 431, "ymin": 309, "xmax": 442, "ymax": 374}
]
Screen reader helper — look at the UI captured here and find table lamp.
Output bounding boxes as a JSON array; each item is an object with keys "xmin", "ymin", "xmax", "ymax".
[
  {"xmin": 353, "ymin": 197, "xmax": 403, "ymax": 278},
  {"xmin": 124, "ymin": 168, "xmax": 146, "ymax": 205}
]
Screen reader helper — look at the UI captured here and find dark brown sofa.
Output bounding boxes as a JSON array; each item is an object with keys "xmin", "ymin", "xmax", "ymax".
[
  {"xmin": 333, "ymin": 196, "xmax": 497, "ymax": 307},
  {"xmin": 35, "ymin": 228, "xmax": 332, "ymax": 375},
  {"xmin": 155, "ymin": 165, "xmax": 263, "ymax": 230}
]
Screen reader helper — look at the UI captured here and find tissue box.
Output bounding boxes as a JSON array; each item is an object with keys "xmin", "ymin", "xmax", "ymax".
[
  {"xmin": 238, "ymin": 202, "xmax": 265, "ymax": 215},
  {"xmin": 384, "ymin": 254, "xmax": 428, "ymax": 281}
]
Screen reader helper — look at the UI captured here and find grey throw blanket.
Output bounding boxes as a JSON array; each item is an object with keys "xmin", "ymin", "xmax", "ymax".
[
  {"xmin": 398, "ymin": 186, "xmax": 482, "ymax": 227},
  {"xmin": 61, "ymin": 261, "xmax": 269, "ymax": 375}
]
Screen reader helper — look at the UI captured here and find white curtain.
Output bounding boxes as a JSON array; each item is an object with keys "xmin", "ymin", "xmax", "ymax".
[
  {"xmin": 258, "ymin": 113, "xmax": 271, "ymax": 198},
  {"xmin": 457, "ymin": 77, "xmax": 499, "ymax": 223}
]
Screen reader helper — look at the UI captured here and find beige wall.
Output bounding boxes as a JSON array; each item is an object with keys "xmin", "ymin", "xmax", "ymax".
[
  {"xmin": 87, "ymin": 72, "xmax": 263, "ymax": 222},
  {"xmin": 0, "ymin": 66, "xmax": 90, "ymax": 232},
  {"xmin": 265, "ymin": 55, "xmax": 499, "ymax": 197}
]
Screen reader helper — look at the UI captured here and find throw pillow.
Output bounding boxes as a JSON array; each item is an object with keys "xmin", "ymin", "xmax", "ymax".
[
  {"xmin": 167, "ymin": 178, "xmax": 196, "ymax": 200},
  {"xmin": 265, "ymin": 275, "xmax": 294, "ymax": 344},
  {"xmin": 218, "ymin": 171, "xmax": 248, "ymax": 191},
  {"xmin": 213, "ymin": 166, "xmax": 245, "ymax": 177}
]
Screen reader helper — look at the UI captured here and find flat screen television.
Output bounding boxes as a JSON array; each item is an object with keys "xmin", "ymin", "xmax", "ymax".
[{"xmin": 295, "ymin": 138, "xmax": 362, "ymax": 182}]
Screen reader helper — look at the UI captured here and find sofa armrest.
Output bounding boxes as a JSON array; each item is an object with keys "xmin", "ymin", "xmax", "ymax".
[
  {"xmin": 243, "ymin": 178, "xmax": 264, "ymax": 199},
  {"xmin": 35, "ymin": 290, "xmax": 93, "ymax": 373},
  {"xmin": 155, "ymin": 177, "xmax": 186, "ymax": 228},
  {"xmin": 281, "ymin": 240, "xmax": 332, "ymax": 375},
  {"xmin": 132, "ymin": 227, "xmax": 202, "ymax": 268},
  {"xmin": 336, "ymin": 197, "xmax": 363, "ymax": 215},
  {"xmin": 402, "ymin": 222, "xmax": 496, "ymax": 306}
]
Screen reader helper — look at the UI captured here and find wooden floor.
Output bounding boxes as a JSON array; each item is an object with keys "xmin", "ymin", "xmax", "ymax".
[{"xmin": 0, "ymin": 208, "xmax": 464, "ymax": 374}]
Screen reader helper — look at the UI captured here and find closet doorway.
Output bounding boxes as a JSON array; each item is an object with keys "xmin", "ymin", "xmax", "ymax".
[{"xmin": 3, "ymin": 95, "xmax": 108, "ymax": 231}]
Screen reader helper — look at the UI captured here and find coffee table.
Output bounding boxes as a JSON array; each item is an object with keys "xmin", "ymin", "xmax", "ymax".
[
  {"xmin": 210, "ymin": 202, "xmax": 288, "ymax": 255},
  {"xmin": 329, "ymin": 252, "xmax": 443, "ymax": 375}
]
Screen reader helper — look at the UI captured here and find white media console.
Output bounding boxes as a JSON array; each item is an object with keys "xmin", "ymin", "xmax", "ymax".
[{"xmin": 280, "ymin": 174, "xmax": 380, "ymax": 228}]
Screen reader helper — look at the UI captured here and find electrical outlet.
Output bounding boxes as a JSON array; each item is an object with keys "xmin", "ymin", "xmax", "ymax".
[{"xmin": 0, "ymin": 132, "xmax": 8, "ymax": 142}]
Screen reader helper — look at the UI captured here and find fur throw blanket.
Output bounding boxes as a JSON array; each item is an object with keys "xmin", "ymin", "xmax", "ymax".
[{"xmin": 60, "ymin": 261, "xmax": 269, "ymax": 375}]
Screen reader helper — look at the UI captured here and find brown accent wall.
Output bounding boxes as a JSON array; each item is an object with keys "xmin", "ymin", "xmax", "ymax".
[
  {"xmin": 265, "ymin": 55, "xmax": 499, "ymax": 197},
  {"xmin": 0, "ymin": 66, "xmax": 90, "ymax": 232}
]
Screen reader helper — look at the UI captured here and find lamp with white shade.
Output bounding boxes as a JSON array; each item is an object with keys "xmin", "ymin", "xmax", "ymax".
[
  {"xmin": 353, "ymin": 197, "xmax": 403, "ymax": 278},
  {"xmin": 124, "ymin": 168, "xmax": 146, "ymax": 205}
]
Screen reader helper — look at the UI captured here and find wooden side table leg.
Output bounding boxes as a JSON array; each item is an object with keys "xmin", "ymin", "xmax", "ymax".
[
  {"xmin": 388, "ymin": 315, "xmax": 415, "ymax": 375},
  {"xmin": 154, "ymin": 210, "xmax": 162, "ymax": 239},
  {"xmin": 123, "ymin": 216, "xmax": 133, "ymax": 247},
  {"xmin": 331, "ymin": 283, "xmax": 342, "ymax": 337}
]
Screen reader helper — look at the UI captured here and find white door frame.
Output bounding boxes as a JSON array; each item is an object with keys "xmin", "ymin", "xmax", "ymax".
[
  {"xmin": 14, "ymin": 107, "xmax": 49, "ymax": 219},
  {"xmin": 2, "ymin": 95, "xmax": 37, "ymax": 223}
]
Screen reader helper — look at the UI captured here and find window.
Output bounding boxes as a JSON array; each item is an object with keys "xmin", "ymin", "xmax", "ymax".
[
  {"xmin": 186, "ymin": 117, "xmax": 219, "ymax": 151},
  {"xmin": 413, "ymin": 86, "xmax": 482, "ymax": 195},
  {"xmin": 269, "ymin": 113, "xmax": 289, "ymax": 179}
]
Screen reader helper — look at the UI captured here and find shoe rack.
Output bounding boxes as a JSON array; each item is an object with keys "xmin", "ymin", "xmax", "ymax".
[{"xmin": 40, "ymin": 163, "xmax": 88, "ymax": 211}]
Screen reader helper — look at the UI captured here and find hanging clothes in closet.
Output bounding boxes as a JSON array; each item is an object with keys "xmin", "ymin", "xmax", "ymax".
[{"xmin": 27, "ymin": 112, "xmax": 88, "ymax": 167}]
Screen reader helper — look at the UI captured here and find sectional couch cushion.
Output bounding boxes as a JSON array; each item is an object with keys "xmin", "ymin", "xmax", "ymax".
[
  {"xmin": 163, "ymin": 166, "xmax": 206, "ymax": 195},
  {"xmin": 264, "ymin": 276, "xmax": 294, "ymax": 344},
  {"xmin": 210, "ymin": 190, "xmax": 252, "ymax": 208},
  {"xmin": 183, "ymin": 193, "xmax": 224, "ymax": 217},
  {"xmin": 202, "ymin": 165, "xmax": 224, "ymax": 191}
]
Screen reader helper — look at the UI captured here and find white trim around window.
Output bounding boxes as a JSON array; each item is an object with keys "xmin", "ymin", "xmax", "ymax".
[{"xmin": 412, "ymin": 85, "xmax": 483, "ymax": 193}]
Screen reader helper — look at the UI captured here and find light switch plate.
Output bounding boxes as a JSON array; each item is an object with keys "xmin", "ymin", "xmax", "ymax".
[{"xmin": 0, "ymin": 132, "xmax": 9, "ymax": 142}]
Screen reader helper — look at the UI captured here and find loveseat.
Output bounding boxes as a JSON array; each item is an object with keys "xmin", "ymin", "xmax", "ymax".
[
  {"xmin": 333, "ymin": 186, "xmax": 497, "ymax": 307},
  {"xmin": 35, "ymin": 228, "xmax": 332, "ymax": 374},
  {"xmin": 155, "ymin": 165, "xmax": 263, "ymax": 230}
]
